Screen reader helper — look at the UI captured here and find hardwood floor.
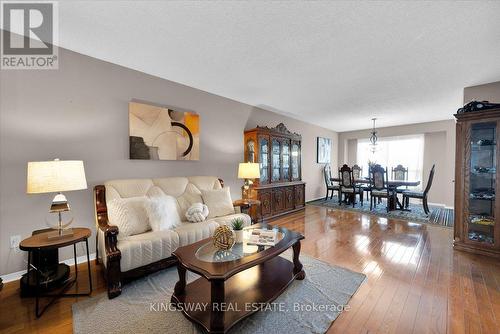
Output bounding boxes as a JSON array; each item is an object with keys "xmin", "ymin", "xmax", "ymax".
[{"xmin": 1, "ymin": 205, "xmax": 499, "ymax": 333}]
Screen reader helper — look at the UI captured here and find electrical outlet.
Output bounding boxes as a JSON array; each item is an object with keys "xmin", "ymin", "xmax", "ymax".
[{"xmin": 10, "ymin": 235, "xmax": 21, "ymax": 249}]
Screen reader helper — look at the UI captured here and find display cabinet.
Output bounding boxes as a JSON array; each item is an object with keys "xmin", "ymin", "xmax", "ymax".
[
  {"xmin": 454, "ymin": 108, "xmax": 500, "ymax": 257},
  {"xmin": 244, "ymin": 123, "xmax": 305, "ymax": 221}
]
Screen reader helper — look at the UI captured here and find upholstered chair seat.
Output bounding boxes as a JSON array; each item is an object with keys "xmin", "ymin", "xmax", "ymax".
[{"xmin": 402, "ymin": 190, "xmax": 424, "ymax": 198}]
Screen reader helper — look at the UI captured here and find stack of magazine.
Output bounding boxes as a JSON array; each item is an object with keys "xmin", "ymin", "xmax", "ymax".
[{"xmin": 247, "ymin": 229, "xmax": 277, "ymax": 246}]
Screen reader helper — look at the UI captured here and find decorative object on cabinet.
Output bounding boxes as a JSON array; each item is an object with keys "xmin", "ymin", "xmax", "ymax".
[
  {"xmin": 27, "ymin": 159, "xmax": 87, "ymax": 239},
  {"xmin": 454, "ymin": 107, "xmax": 500, "ymax": 258},
  {"xmin": 317, "ymin": 137, "xmax": 332, "ymax": 163},
  {"xmin": 456, "ymin": 100, "xmax": 500, "ymax": 114},
  {"xmin": 129, "ymin": 101, "xmax": 199, "ymax": 160},
  {"xmin": 238, "ymin": 162, "xmax": 260, "ymax": 198},
  {"xmin": 244, "ymin": 123, "xmax": 305, "ymax": 221}
]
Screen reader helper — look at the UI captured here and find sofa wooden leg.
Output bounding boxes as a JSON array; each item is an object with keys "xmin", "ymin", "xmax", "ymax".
[
  {"xmin": 106, "ymin": 252, "xmax": 122, "ymax": 299},
  {"xmin": 106, "ymin": 261, "xmax": 122, "ymax": 299}
]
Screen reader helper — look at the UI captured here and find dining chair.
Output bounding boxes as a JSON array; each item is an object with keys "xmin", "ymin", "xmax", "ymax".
[
  {"xmin": 402, "ymin": 164, "xmax": 435, "ymax": 214},
  {"xmin": 391, "ymin": 164, "xmax": 409, "ymax": 194},
  {"xmin": 391, "ymin": 164, "xmax": 408, "ymax": 181},
  {"xmin": 339, "ymin": 164, "xmax": 363, "ymax": 207},
  {"xmin": 323, "ymin": 164, "xmax": 340, "ymax": 200},
  {"xmin": 369, "ymin": 164, "xmax": 396, "ymax": 212},
  {"xmin": 352, "ymin": 164, "xmax": 371, "ymax": 199}
]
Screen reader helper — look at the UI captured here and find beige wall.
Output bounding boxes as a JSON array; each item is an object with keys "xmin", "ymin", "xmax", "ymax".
[
  {"xmin": 338, "ymin": 120, "xmax": 456, "ymax": 207},
  {"xmin": 464, "ymin": 81, "xmax": 500, "ymax": 104},
  {"xmin": 0, "ymin": 47, "xmax": 337, "ymax": 276}
]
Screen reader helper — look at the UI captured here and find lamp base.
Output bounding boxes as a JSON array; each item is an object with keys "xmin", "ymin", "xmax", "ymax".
[{"xmin": 47, "ymin": 228, "xmax": 74, "ymax": 240}]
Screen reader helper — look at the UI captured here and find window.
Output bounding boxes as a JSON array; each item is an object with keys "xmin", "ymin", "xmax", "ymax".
[{"xmin": 356, "ymin": 134, "xmax": 424, "ymax": 188}]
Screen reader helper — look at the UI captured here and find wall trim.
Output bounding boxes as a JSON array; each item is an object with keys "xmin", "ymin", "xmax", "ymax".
[{"xmin": 0, "ymin": 252, "xmax": 96, "ymax": 283}]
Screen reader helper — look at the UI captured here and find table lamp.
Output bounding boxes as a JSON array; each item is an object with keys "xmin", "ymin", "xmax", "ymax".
[
  {"xmin": 238, "ymin": 162, "xmax": 260, "ymax": 198},
  {"xmin": 27, "ymin": 159, "xmax": 87, "ymax": 239}
]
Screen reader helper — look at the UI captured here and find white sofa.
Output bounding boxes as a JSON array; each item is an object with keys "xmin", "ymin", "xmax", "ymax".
[{"xmin": 94, "ymin": 176, "xmax": 250, "ymax": 298}]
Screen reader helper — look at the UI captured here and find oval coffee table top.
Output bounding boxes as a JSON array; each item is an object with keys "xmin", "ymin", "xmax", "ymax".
[
  {"xmin": 173, "ymin": 223, "xmax": 303, "ymax": 280},
  {"xmin": 20, "ymin": 227, "xmax": 91, "ymax": 250}
]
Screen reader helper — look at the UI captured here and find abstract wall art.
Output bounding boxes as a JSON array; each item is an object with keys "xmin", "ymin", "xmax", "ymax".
[
  {"xmin": 317, "ymin": 137, "xmax": 331, "ymax": 164},
  {"xmin": 129, "ymin": 101, "xmax": 199, "ymax": 160}
]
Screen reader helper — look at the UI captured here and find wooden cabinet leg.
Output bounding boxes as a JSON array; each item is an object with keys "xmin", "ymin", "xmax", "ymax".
[{"xmin": 292, "ymin": 241, "xmax": 305, "ymax": 280}]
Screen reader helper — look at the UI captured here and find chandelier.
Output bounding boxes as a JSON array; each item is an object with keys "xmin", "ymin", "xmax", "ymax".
[{"xmin": 369, "ymin": 118, "xmax": 378, "ymax": 153}]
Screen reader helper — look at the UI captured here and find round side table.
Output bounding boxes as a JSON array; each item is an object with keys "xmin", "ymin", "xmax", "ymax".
[
  {"xmin": 19, "ymin": 227, "xmax": 92, "ymax": 318},
  {"xmin": 233, "ymin": 199, "xmax": 262, "ymax": 224}
]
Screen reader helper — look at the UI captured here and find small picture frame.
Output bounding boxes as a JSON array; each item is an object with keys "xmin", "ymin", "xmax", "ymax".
[{"xmin": 317, "ymin": 137, "xmax": 332, "ymax": 164}]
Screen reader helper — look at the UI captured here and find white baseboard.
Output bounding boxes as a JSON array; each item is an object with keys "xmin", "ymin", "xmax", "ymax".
[
  {"xmin": 305, "ymin": 196, "xmax": 326, "ymax": 203},
  {"xmin": 0, "ymin": 253, "xmax": 96, "ymax": 283}
]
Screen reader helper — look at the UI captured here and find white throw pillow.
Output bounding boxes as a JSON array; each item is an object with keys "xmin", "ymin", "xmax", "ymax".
[
  {"xmin": 146, "ymin": 196, "xmax": 182, "ymax": 231},
  {"xmin": 185, "ymin": 203, "xmax": 209, "ymax": 223},
  {"xmin": 107, "ymin": 197, "xmax": 150, "ymax": 238},
  {"xmin": 201, "ymin": 187, "xmax": 235, "ymax": 218},
  {"xmin": 176, "ymin": 183, "xmax": 204, "ymax": 218}
]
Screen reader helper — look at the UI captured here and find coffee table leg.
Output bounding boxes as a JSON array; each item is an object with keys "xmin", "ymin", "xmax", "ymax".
[
  {"xmin": 292, "ymin": 241, "xmax": 306, "ymax": 280},
  {"xmin": 171, "ymin": 263, "xmax": 186, "ymax": 305},
  {"xmin": 210, "ymin": 279, "xmax": 225, "ymax": 332}
]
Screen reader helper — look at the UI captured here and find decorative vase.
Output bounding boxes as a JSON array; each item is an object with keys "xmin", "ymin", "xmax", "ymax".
[{"xmin": 233, "ymin": 230, "xmax": 244, "ymax": 243}]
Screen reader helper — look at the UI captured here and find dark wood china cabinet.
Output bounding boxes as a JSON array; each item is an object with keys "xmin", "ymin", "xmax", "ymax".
[
  {"xmin": 454, "ymin": 108, "xmax": 500, "ymax": 258},
  {"xmin": 244, "ymin": 123, "xmax": 305, "ymax": 220}
]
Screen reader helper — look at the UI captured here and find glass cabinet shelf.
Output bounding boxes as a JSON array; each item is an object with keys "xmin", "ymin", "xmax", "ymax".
[{"xmin": 467, "ymin": 121, "xmax": 497, "ymax": 245}]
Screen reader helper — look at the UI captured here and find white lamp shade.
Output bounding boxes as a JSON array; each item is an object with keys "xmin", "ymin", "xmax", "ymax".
[
  {"xmin": 27, "ymin": 160, "xmax": 88, "ymax": 194},
  {"xmin": 238, "ymin": 163, "xmax": 260, "ymax": 179}
]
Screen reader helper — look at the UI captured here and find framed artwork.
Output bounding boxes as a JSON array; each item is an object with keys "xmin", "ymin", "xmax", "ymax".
[
  {"xmin": 317, "ymin": 137, "xmax": 331, "ymax": 163},
  {"xmin": 129, "ymin": 101, "xmax": 199, "ymax": 160}
]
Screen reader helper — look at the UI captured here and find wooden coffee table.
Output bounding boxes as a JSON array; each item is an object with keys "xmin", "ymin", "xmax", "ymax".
[{"xmin": 171, "ymin": 223, "xmax": 305, "ymax": 333}]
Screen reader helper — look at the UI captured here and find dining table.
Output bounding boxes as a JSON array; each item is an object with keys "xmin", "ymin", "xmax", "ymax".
[{"xmin": 330, "ymin": 177, "xmax": 421, "ymax": 211}]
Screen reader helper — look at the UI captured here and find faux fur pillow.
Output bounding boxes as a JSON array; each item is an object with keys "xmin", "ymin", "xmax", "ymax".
[
  {"xmin": 107, "ymin": 197, "xmax": 150, "ymax": 238},
  {"xmin": 201, "ymin": 187, "xmax": 235, "ymax": 218},
  {"xmin": 185, "ymin": 203, "xmax": 209, "ymax": 223},
  {"xmin": 146, "ymin": 196, "xmax": 181, "ymax": 231}
]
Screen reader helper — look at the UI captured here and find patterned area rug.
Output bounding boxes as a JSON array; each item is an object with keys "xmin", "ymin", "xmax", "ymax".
[
  {"xmin": 308, "ymin": 197, "xmax": 454, "ymax": 227},
  {"xmin": 73, "ymin": 252, "xmax": 365, "ymax": 334}
]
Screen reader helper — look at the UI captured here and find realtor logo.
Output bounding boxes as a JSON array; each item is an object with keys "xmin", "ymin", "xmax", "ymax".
[{"xmin": 1, "ymin": 1, "xmax": 58, "ymax": 69}]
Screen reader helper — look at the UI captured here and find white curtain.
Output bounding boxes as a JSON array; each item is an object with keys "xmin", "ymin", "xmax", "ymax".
[{"xmin": 356, "ymin": 134, "xmax": 424, "ymax": 188}]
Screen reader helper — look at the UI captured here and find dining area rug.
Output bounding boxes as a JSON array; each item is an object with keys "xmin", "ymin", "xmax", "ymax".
[
  {"xmin": 307, "ymin": 197, "xmax": 453, "ymax": 227},
  {"xmin": 72, "ymin": 252, "xmax": 366, "ymax": 334}
]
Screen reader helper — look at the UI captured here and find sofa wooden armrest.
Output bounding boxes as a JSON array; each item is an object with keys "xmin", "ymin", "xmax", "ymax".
[{"xmin": 94, "ymin": 185, "xmax": 122, "ymax": 298}]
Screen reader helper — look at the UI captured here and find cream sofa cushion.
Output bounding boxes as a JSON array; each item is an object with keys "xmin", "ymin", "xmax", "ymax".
[
  {"xmin": 146, "ymin": 196, "xmax": 181, "ymax": 231},
  {"xmin": 201, "ymin": 187, "xmax": 235, "ymax": 218},
  {"xmin": 213, "ymin": 213, "xmax": 252, "ymax": 228},
  {"xmin": 118, "ymin": 230, "xmax": 180, "ymax": 272},
  {"xmin": 176, "ymin": 183, "xmax": 204, "ymax": 218},
  {"xmin": 174, "ymin": 220, "xmax": 219, "ymax": 246},
  {"xmin": 107, "ymin": 197, "xmax": 150, "ymax": 238}
]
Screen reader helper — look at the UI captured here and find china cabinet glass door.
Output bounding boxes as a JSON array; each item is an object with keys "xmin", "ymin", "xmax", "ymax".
[
  {"xmin": 259, "ymin": 137, "xmax": 269, "ymax": 184},
  {"xmin": 282, "ymin": 140, "xmax": 290, "ymax": 181},
  {"xmin": 271, "ymin": 139, "xmax": 281, "ymax": 182},
  {"xmin": 291, "ymin": 142, "xmax": 300, "ymax": 180},
  {"xmin": 468, "ymin": 121, "xmax": 497, "ymax": 245}
]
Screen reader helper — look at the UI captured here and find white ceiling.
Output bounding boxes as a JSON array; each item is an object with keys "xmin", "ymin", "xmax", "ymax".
[{"xmin": 57, "ymin": 1, "xmax": 500, "ymax": 132}]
